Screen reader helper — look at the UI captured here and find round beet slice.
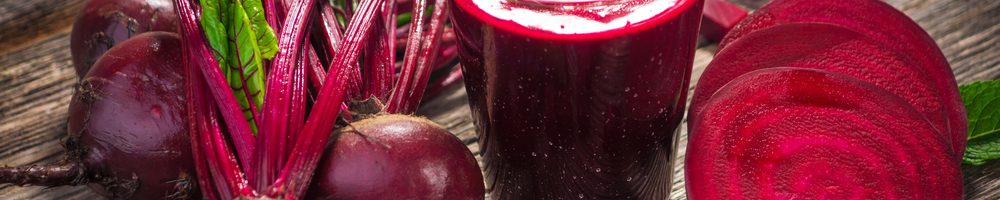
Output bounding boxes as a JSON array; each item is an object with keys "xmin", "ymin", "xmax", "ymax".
[
  {"xmin": 689, "ymin": 23, "xmax": 955, "ymax": 155},
  {"xmin": 685, "ymin": 68, "xmax": 960, "ymax": 200},
  {"xmin": 715, "ymin": 0, "xmax": 966, "ymax": 153}
]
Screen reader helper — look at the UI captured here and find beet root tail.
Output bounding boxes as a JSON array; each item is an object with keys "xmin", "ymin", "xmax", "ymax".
[{"xmin": 0, "ymin": 161, "xmax": 88, "ymax": 187}]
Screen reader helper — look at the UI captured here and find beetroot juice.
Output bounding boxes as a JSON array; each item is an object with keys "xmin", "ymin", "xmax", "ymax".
[{"xmin": 451, "ymin": 0, "xmax": 703, "ymax": 199}]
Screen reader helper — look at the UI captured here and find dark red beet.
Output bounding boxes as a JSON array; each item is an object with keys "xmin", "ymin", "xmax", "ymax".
[
  {"xmin": 699, "ymin": 0, "xmax": 747, "ymax": 42},
  {"xmin": 307, "ymin": 114, "xmax": 485, "ymax": 199},
  {"xmin": 686, "ymin": 68, "xmax": 961, "ymax": 199},
  {"xmin": 716, "ymin": 0, "xmax": 966, "ymax": 153},
  {"xmin": 689, "ymin": 23, "xmax": 955, "ymax": 155},
  {"xmin": 70, "ymin": 0, "xmax": 178, "ymax": 78},
  {"xmin": 2, "ymin": 32, "xmax": 195, "ymax": 199}
]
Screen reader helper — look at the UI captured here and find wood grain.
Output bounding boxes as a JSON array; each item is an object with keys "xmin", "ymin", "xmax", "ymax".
[
  {"xmin": 0, "ymin": 0, "xmax": 85, "ymax": 55},
  {"xmin": 1, "ymin": 0, "xmax": 998, "ymax": 199}
]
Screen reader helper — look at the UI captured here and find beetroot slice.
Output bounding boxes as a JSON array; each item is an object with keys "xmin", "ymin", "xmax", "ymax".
[
  {"xmin": 685, "ymin": 68, "xmax": 960, "ymax": 200},
  {"xmin": 689, "ymin": 23, "xmax": 955, "ymax": 155},
  {"xmin": 716, "ymin": 0, "xmax": 966, "ymax": 153}
]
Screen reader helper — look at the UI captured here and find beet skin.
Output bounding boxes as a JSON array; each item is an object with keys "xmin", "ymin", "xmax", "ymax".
[
  {"xmin": 66, "ymin": 31, "xmax": 195, "ymax": 199},
  {"xmin": 70, "ymin": 0, "xmax": 178, "ymax": 78},
  {"xmin": 307, "ymin": 114, "xmax": 485, "ymax": 199}
]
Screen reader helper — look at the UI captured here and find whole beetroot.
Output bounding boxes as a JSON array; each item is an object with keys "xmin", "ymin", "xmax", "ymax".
[
  {"xmin": 70, "ymin": 0, "xmax": 178, "ymax": 78},
  {"xmin": 1, "ymin": 32, "xmax": 196, "ymax": 199},
  {"xmin": 307, "ymin": 114, "xmax": 485, "ymax": 199}
]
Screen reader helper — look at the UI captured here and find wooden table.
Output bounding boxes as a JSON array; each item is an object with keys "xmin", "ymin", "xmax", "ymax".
[{"xmin": 1, "ymin": 0, "xmax": 998, "ymax": 199}]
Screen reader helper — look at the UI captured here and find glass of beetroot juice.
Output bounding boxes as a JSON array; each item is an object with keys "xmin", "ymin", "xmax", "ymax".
[{"xmin": 451, "ymin": 0, "xmax": 703, "ymax": 199}]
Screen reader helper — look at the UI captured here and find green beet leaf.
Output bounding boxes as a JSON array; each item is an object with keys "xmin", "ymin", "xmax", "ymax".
[
  {"xmin": 198, "ymin": 0, "xmax": 269, "ymax": 133},
  {"xmin": 242, "ymin": 0, "xmax": 279, "ymax": 59},
  {"xmin": 199, "ymin": 0, "xmax": 230, "ymax": 63},
  {"xmin": 961, "ymin": 79, "xmax": 1000, "ymax": 165},
  {"xmin": 224, "ymin": 0, "xmax": 266, "ymax": 133}
]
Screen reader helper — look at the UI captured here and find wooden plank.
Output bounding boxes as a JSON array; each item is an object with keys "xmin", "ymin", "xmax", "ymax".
[
  {"xmin": 0, "ymin": 0, "xmax": 85, "ymax": 55},
  {"xmin": 0, "ymin": 30, "xmax": 100, "ymax": 199}
]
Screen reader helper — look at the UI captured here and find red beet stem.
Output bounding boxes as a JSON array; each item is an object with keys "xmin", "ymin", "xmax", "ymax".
[
  {"xmin": 422, "ymin": 65, "xmax": 464, "ymax": 102},
  {"xmin": 264, "ymin": 0, "xmax": 284, "ymax": 30},
  {"xmin": 395, "ymin": 28, "xmax": 455, "ymax": 50},
  {"xmin": 385, "ymin": 0, "xmax": 451, "ymax": 114},
  {"xmin": 362, "ymin": 0, "xmax": 398, "ymax": 102},
  {"xmin": 177, "ymin": 0, "xmax": 257, "ymax": 197},
  {"xmin": 0, "ymin": 162, "xmax": 87, "ymax": 187},
  {"xmin": 317, "ymin": 1, "xmax": 364, "ymax": 101},
  {"xmin": 175, "ymin": 0, "xmax": 257, "ymax": 173},
  {"xmin": 206, "ymin": 106, "xmax": 256, "ymax": 198},
  {"xmin": 700, "ymin": 0, "xmax": 747, "ymax": 42},
  {"xmin": 305, "ymin": 46, "xmax": 328, "ymax": 89},
  {"xmin": 256, "ymin": 0, "xmax": 317, "ymax": 193},
  {"xmin": 185, "ymin": 48, "xmax": 221, "ymax": 200},
  {"xmin": 271, "ymin": 0, "xmax": 384, "ymax": 197}
]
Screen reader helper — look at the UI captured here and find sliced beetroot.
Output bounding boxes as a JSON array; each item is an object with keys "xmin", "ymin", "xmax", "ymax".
[
  {"xmin": 689, "ymin": 23, "xmax": 956, "ymax": 155},
  {"xmin": 685, "ymin": 68, "xmax": 960, "ymax": 199},
  {"xmin": 306, "ymin": 114, "xmax": 484, "ymax": 199},
  {"xmin": 70, "ymin": 0, "xmax": 178, "ymax": 78},
  {"xmin": 716, "ymin": 0, "xmax": 965, "ymax": 152}
]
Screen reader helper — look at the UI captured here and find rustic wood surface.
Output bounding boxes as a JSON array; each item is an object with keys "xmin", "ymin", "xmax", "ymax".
[{"xmin": 1, "ymin": 0, "xmax": 998, "ymax": 199}]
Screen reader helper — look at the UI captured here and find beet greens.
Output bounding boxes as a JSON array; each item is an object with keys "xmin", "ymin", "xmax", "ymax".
[{"xmin": 176, "ymin": 0, "xmax": 476, "ymax": 198}]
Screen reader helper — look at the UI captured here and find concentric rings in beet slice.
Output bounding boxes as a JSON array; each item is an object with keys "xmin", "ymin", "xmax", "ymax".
[
  {"xmin": 685, "ymin": 68, "xmax": 961, "ymax": 200},
  {"xmin": 715, "ymin": 0, "xmax": 966, "ymax": 153},
  {"xmin": 690, "ymin": 23, "xmax": 956, "ymax": 156}
]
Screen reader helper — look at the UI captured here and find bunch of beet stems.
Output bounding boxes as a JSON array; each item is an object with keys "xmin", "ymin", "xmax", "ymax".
[{"xmin": 175, "ymin": 0, "xmax": 451, "ymax": 198}]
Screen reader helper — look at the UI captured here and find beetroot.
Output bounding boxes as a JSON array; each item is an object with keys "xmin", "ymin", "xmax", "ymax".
[
  {"xmin": 307, "ymin": 115, "xmax": 484, "ymax": 199},
  {"xmin": 715, "ymin": 0, "xmax": 966, "ymax": 152},
  {"xmin": 686, "ymin": 68, "xmax": 961, "ymax": 199},
  {"xmin": 70, "ymin": 0, "xmax": 178, "ymax": 78},
  {"xmin": 699, "ymin": 0, "xmax": 747, "ymax": 42},
  {"xmin": 1, "ymin": 32, "xmax": 195, "ymax": 199},
  {"xmin": 689, "ymin": 23, "xmax": 955, "ymax": 155},
  {"xmin": 170, "ymin": 0, "xmax": 484, "ymax": 198}
]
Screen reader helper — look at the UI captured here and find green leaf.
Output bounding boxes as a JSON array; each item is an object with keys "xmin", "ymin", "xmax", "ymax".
[
  {"xmin": 241, "ymin": 0, "xmax": 279, "ymax": 59},
  {"xmin": 221, "ymin": 0, "xmax": 268, "ymax": 133},
  {"xmin": 396, "ymin": 12, "xmax": 412, "ymax": 27},
  {"xmin": 961, "ymin": 79, "xmax": 1000, "ymax": 165},
  {"xmin": 199, "ymin": 0, "xmax": 230, "ymax": 60}
]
